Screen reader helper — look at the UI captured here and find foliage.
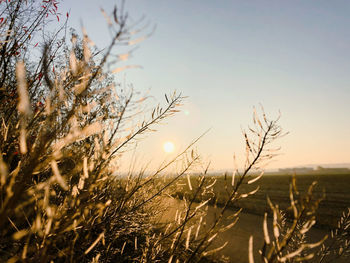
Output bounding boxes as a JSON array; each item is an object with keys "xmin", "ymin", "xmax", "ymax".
[
  {"xmin": 0, "ymin": 1, "xmax": 194, "ymax": 261},
  {"xmin": 317, "ymin": 208, "xmax": 350, "ymax": 263}
]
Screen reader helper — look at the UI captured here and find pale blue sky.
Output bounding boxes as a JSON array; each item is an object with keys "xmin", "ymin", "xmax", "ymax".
[{"xmin": 60, "ymin": 0, "xmax": 350, "ymax": 170}]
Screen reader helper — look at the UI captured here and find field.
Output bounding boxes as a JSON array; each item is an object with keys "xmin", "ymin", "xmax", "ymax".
[
  {"xmin": 172, "ymin": 169, "xmax": 350, "ymax": 228},
  {"xmin": 160, "ymin": 169, "xmax": 350, "ymax": 261},
  {"xmin": 162, "ymin": 198, "xmax": 336, "ymax": 262}
]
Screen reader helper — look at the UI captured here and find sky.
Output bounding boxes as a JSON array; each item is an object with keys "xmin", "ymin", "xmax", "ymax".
[{"xmin": 59, "ymin": 0, "xmax": 350, "ymax": 171}]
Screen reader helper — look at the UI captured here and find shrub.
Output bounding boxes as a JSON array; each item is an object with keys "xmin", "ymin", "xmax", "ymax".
[{"xmin": 0, "ymin": 1, "xmax": 193, "ymax": 261}]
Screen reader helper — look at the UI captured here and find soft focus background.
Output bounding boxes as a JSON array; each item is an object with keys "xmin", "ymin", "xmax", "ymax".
[{"xmin": 60, "ymin": 0, "xmax": 350, "ymax": 171}]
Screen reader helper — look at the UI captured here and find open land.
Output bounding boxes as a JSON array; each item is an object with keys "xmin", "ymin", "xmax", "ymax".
[
  {"xmin": 173, "ymin": 169, "xmax": 350, "ymax": 228},
  {"xmin": 162, "ymin": 198, "xmax": 337, "ymax": 262},
  {"xmin": 165, "ymin": 169, "xmax": 350, "ymax": 262}
]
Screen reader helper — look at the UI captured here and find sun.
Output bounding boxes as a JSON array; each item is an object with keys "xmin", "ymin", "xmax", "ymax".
[{"xmin": 163, "ymin": 141, "xmax": 175, "ymax": 153}]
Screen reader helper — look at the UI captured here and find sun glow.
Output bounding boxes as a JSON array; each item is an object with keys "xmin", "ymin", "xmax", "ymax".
[{"xmin": 163, "ymin": 141, "xmax": 175, "ymax": 153}]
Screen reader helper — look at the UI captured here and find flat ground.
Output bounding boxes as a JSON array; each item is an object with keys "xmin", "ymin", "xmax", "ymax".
[
  {"xmin": 164, "ymin": 170, "xmax": 350, "ymax": 262},
  {"xmin": 173, "ymin": 171, "xmax": 350, "ymax": 228},
  {"xmin": 162, "ymin": 198, "xmax": 346, "ymax": 263}
]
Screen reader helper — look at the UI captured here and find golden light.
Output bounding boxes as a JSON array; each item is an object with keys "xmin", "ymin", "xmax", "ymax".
[{"xmin": 163, "ymin": 141, "xmax": 175, "ymax": 153}]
